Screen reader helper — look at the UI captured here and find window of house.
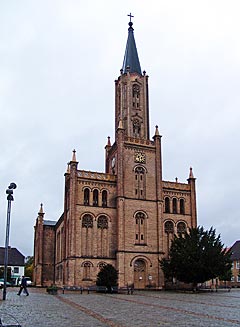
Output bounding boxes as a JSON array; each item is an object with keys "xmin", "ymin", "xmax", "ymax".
[
  {"xmin": 14, "ymin": 267, "xmax": 19, "ymax": 274},
  {"xmin": 164, "ymin": 197, "xmax": 170, "ymax": 213},
  {"xmin": 93, "ymin": 189, "xmax": 99, "ymax": 206},
  {"xmin": 236, "ymin": 261, "xmax": 240, "ymax": 269},
  {"xmin": 84, "ymin": 188, "xmax": 90, "ymax": 206}
]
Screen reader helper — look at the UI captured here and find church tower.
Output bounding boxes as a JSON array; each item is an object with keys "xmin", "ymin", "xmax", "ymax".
[{"xmin": 105, "ymin": 17, "xmax": 164, "ymax": 288}]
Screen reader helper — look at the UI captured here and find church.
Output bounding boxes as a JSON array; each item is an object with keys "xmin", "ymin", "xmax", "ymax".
[{"xmin": 33, "ymin": 18, "xmax": 197, "ymax": 289}]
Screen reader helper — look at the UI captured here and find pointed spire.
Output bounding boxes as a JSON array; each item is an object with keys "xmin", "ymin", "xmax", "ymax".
[
  {"xmin": 155, "ymin": 125, "xmax": 160, "ymax": 136},
  {"xmin": 38, "ymin": 203, "xmax": 44, "ymax": 216},
  {"xmin": 122, "ymin": 14, "xmax": 142, "ymax": 75},
  {"xmin": 107, "ymin": 136, "xmax": 111, "ymax": 147},
  {"xmin": 71, "ymin": 149, "xmax": 77, "ymax": 162},
  {"xmin": 189, "ymin": 167, "xmax": 194, "ymax": 179}
]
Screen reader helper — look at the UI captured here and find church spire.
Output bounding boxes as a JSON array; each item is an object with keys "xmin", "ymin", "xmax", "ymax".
[{"xmin": 122, "ymin": 13, "xmax": 142, "ymax": 75}]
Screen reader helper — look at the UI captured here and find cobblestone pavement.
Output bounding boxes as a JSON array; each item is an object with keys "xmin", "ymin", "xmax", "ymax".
[{"xmin": 0, "ymin": 287, "xmax": 240, "ymax": 326}]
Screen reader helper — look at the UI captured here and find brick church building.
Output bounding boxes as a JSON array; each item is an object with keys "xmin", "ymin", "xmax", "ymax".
[{"xmin": 33, "ymin": 18, "xmax": 197, "ymax": 289}]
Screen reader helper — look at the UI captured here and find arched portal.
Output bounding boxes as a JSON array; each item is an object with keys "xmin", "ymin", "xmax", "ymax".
[{"xmin": 134, "ymin": 259, "xmax": 146, "ymax": 289}]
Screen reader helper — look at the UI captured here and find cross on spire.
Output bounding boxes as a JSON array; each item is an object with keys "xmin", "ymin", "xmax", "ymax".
[{"xmin": 128, "ymin": 12, "xmax": 134, "ymax": 22}]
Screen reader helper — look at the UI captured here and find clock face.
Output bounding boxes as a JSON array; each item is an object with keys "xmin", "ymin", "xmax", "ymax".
[{"xmin": 135, "ymin": 152, "xmax": 146, "ymax": 163}]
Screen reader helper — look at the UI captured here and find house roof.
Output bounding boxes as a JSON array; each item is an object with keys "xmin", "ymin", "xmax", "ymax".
[
  {"xmin": 0, "ymin": 247, "xmax": 25, "ymax": 266},
  {"xmin": 230, "ymin": 240, "xmax": 240, "ymax": 260}
]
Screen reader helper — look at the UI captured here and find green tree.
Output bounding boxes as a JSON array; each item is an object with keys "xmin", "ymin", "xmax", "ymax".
[
  {"xmin": 96, "ymin": 264, "xmax": 118, "ymax": 292},
  {"xmin": 25, "ymin": 256, "xmax": 34, "ymax": 279},
  {"xmin": 160, "ymin": 226, "xmax": 232, "ymax": 289}
]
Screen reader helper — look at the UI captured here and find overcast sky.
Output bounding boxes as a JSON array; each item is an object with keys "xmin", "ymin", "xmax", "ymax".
[{"xmin": 1, "ymin": 1, "xmax": 240, "ymax": 257}]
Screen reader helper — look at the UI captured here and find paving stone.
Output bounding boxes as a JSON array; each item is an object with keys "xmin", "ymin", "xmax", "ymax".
[{"xmin": 0, "ymin": 288, "xmax": 239, "ymax": 327}]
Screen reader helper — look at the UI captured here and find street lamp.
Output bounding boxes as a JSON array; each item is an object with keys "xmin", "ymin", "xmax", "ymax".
[{"xmin": 3, "ymin": 182, "xmax": 17, "ymax": 301}]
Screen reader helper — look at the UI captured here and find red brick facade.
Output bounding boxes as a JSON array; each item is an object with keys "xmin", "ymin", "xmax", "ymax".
[{"xmin": 33, "ymin": 23, "xmax": 197, "ymax": 289}]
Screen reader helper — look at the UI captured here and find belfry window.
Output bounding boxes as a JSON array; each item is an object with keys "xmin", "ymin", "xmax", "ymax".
[
  {"xmin": 93, "ymin": 189, "xmax": 99, "ymax": 206},
  {"xmin": 102, "ymin": 190, "xmax": 107, "ymax": 207},
  {"xmin": 164, "ymin": 197, "xmax": 170, "ymax": 213},
  {"xmin": 132, "ymin": 84, "xmax": 140, "ymax": 108},
  {"xmin": 84, "ymin": 188, "xmax": 90, "ymax": 206},
  {"xmin": 133, "ymin": 119, "xmax": 141, "ymax": 138}
]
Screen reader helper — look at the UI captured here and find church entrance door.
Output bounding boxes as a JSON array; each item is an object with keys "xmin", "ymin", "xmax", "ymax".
[{"xmin": 134, "ymin": 259, "xmax": 146, "ymax": 289}]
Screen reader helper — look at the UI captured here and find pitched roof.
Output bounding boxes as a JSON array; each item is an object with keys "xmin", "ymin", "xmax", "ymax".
[
  {"xmin": 122, "ymin": 21, "xmax": 142, "ymax": 75},
  {"xmin": 0, "ymin": 247, "xmax": 25, "ymax": 266},
  {"xmin": 230, "ymin": 240, "xmax": 240, "ymax": 260}
]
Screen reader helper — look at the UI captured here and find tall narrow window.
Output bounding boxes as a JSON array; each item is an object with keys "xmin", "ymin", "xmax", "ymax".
[
  {"xmin": 135, "ymin": 212, "xmax": 146, "ymax": 245},
  {"xmin": 132, "ymin": 84, "xmax": 140, "ymax": 108},
  {"xmin": 135, "ymin": 167, "xmax": 146, "ymax": 199},
  {"xmin": 93, "ymin": 189, "xmax": 99, "ymax": 206},
  {"xmin": 180, "ymin": 199, "xmax": 185, "ymax": 214},
  {"xmin": 97, "ymin": 215, "xmax": 108, "ymax": 257},
  {"xmin": 82, "ymin": 214, "xmax": 93, "ymax": 257},
  {"xmin": 172, "ymin": 198, "xmax": 177, "ymax": 214},
  {"xmin": 164, "ymin": 220, "xmax": 174, "ymax": 258},
  {"xmin": 165, "ymin": 197, "xmax": 170, "ymax": 213},
  {"xmin": 82, "ymin": 261, "xmax": 92, "ymax": 280},
  {"xmin": 84, "ymin": 188, "xmax": 90, "ymax": 206},
  {"xmin": 102, "ymin": 190, "xmax": 107, "ymax": 207}
]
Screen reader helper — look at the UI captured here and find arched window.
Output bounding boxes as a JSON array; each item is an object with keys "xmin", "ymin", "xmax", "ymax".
[
  {"xmin": 97, "ymin": 216, "xmax": 109, "ymax": 257},
  {"xmin": 82, "ymin": 214, "xmax": 93, "ymax": 228},
  {"xmin": 135, "ymin": 212, "xmax": 146, "ymax": 244},
  {"xmin": 102, "ymin": 190, "xmax": 107, "ymax": 207},
  {"xmin": 177, "ymin": 222, "xmax": 186, "ymax": 235},
  {"xmin": 165, "ymin": 197, "xmax": 170, "ymax": 213},
  {"xmin": 82, "ymin": 215, "xmax": 93, "ymax": 257},
  {"xmin": 135, "ymin": 167, "xmax": 146, "ymax": 199},
  {"xmin": 97, "ymin": 215, "xmax": 108, "ymax": 229},
  {"xmin": 82, "ymin": 261, "xmax": 92, "ymax": 280},
  {"xmin": 84, "ymin": 188, "xmax": 90, "ymax": 206},
  {"xmin": 93, "ymin": 189, "xmax": 99, "ymax": 206},
  {"xmin": 180, "ymin": 199, "xmax": 185, "ymax": 214},
  {"xmin": 164, "ymin": 221, "xmax": 174, "ymax": 234},
  {"xmin": 132, "ymin": 84, "xmax": 140, "ymax": 108},
  {"xmin": 172, "ymin": 198, "xmax": 177, "ymax": 214}
]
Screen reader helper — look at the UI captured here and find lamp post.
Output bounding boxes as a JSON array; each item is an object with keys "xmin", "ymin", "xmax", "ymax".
[{"xmin": 3, "ymin": 182, "xmax": 17, "ymax": 301}]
